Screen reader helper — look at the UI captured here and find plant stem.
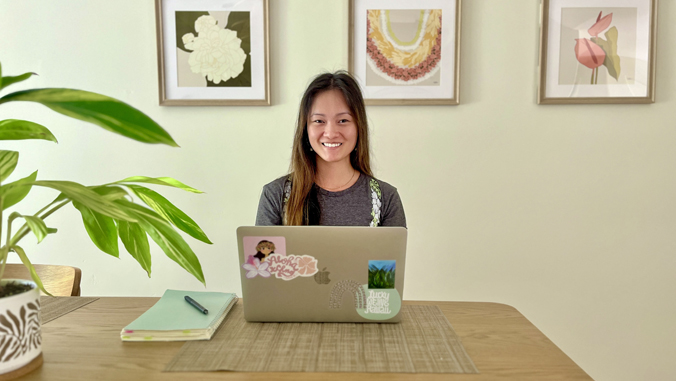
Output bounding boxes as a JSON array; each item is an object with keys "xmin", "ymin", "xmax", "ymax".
[
  {"xmin": 590, "ymin": 68, "xmax": 595, "ymax": 85},
  {"xmin": 595, "ymin": 68, "xmax": 599, "ymax": 84},
  {"xmin": 35, "ymin": 199, "xmax": 61, "ymax": 217},
  {"xmin": 0, "ymin": 215, "xmax": 15, "ymax": 282},
  {"xmin": 0, "ymin": 199, "xmax": 71, "ymax": 282},
  {"xmin": 0, "ymin": 195, "xmax": 5, "ymax": 286},
  {"xmin": 8, "ymin": 199, "xmax": 71, "ymax": 248}
]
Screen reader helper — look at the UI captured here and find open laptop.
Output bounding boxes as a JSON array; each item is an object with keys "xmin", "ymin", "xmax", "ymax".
[{"xmin": 237, "ymin": 226, "xmax": 407, "ymax": 323}]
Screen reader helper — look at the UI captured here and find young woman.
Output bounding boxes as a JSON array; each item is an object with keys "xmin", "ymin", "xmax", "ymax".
[{"xmin": 256, "ymin": 71, "xmax": 406, "ymax": 227}]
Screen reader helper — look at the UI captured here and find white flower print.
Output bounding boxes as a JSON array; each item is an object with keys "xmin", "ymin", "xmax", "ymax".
[
  {"xmin": 182, "ymin": 15, "xmax": 247, "ymax": 84},
  {"xmin": 182, "ymin": 33, "xmax": 196, "ymax": 50},
  {"xmin": 194, "ymin": 15, "xmax": 217, "ymax": 33}
]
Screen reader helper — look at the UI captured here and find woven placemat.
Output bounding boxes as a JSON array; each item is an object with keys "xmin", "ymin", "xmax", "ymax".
[
  {"xmin": 165, "ymin": 304, "xmax": 478, "ymax": 373},
  {"xmin": 40, "ymin": 296, "xmax": 99, "ymax": 324}
]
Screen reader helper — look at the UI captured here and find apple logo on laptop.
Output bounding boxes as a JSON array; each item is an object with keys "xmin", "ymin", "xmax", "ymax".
[{"xmin": 314, "ymin": 268, "xmax": 331, "ymax": 285}]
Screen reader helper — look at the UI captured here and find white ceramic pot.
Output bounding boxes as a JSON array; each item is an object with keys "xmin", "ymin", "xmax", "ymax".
[{"xmin": 0, "ymin": 279, "xmax": 41, "ymax": 376}]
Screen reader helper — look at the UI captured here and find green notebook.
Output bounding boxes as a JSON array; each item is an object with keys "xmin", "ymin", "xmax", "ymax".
[{"xmin": 120, "ymin": 289, "xmax": 238, "ymax": 341}]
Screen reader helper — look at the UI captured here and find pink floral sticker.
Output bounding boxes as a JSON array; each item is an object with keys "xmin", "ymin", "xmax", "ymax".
[
  {"xmin": 298, "ymin": 256, "xmax": 318, "ymax": 275},
  {"xmin": 265, "ymin": 254, "xmax": 319, "ymax": 281}
]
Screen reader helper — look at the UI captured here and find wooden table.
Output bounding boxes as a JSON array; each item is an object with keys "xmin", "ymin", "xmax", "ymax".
[{"xmin": 19, "ymin": 298, "xmax": 591, "ymax": 380}]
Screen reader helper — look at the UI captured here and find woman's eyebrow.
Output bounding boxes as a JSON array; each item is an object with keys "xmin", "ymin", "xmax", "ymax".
[{"xmin": 310, "ymin": 112, "xmax": 352, "ymax": 117}]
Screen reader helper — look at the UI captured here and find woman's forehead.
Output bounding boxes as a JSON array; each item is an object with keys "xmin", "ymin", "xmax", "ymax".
[{"xmin": 310, "ymin": 90, "xmax": 351, "ymax": 112}]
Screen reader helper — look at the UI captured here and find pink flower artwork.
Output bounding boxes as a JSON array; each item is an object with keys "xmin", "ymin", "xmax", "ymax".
[
  {"xmin": 574, "ymin": 38, "xmax": 606, "ymax": 69},
  {"xmin": 573, "ymin": 11, "xmax": 619, "ymax": 85},
  {"xmin": 588, "ymin": 11, "xmax": 613, "ymax": 37},
  {"xmin": 242, "ymin": 258, "xmax": 271, "ymax": 279}
]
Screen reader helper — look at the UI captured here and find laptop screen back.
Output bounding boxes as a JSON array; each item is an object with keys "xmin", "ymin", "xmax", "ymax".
[{"xmin": 237, "ymin": 226, "xmax": 407, "ymax": 323}]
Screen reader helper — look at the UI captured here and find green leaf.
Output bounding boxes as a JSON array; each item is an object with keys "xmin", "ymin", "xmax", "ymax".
[
  {"xmin": 592, "ymin": 27, "xmax": 621, "ymax": 81},
  {"xmin": 0, "ymin": 119, "xmax": 58, "ymax": 142},
  {"xmin": 0, "ymin": 170, "xmax": 37, "ymax": 210},
  {"xmin": 0, "ymin": 150, "xmax": 19, "ymax": 182},
  {"xmin": 30, "ymin": 180, "xmax": 135, "ymax": 222},
  {"xmin": 129, "ymin": 185, "xmax": 212, "ymax": 244},
  {"xmin": 7, "ymin": 212, "xmax": 51, "ymax": 243},
  {"xmin": 226, "ymin": 12, "xmax": 251, "ymax": 55},
  {"xmin": 0, "ymin": 88, "xmax": 178, "ymax": 147},
  {"xmin": 46, "ymin": 228, "xmax": 57, "ymax": 234},
  {"xmin": 11, "ymin": 245, "xmax": 52, "ymax": 296},
  {"xmin": 116, "ymin": 176, "xmax": 203, "ymax": 193},
  {"xmin": 22, "ymin": 215, "xmax": 49, "ymax": 244},
  {"xmin": 91, "ymin": 185, "xmax": 130, "ymax": 201},
  {"xmin": 73, "ymin": 201, "xmax": 119, "ymax": 257},
  {"xmin": 117, "ymin": 220, "xmax": 151, "ymax": 276},
  {"xmin": 116, "ymin": 200, "xmax": 205, "ymax": 285},
  {"xmin": 0, "ymin": 72, "xmax": 36, "ymax": 92}
]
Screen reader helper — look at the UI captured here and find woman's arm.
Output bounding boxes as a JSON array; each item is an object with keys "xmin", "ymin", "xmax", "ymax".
[
  {"xmin": 380, "ymin": 184, "xmax": 407, "ymax": 228},
  {"xmin": 255, "ymin": 179, "xmax": 285, "ymax": 225}
]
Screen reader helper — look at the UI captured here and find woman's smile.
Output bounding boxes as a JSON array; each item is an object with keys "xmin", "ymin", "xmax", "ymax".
[{"xmin": 322, "ymin": 142, "xmax": 342, "ymax": 148}]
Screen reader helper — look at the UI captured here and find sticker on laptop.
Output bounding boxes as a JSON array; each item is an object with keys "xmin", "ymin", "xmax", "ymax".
[
  {"xmin": 241, "ymin": 236, "xmax": 318, "ymax": 280},
  {"xmin": 242, "ymin": 236, "xmax": 286, "ymax": 265},
  {"xmin": 327, "ymin": 260, "xmax": 401, "ymax": 321},
  {"xmin": 367, "ymin": 260, "xmax": 396, "ymax": 289}
]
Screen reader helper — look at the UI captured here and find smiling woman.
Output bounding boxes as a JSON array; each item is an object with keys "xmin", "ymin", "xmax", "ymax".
[{"xmin": 255, "ymin": 71, "xmax": 406, "ymax": 227}]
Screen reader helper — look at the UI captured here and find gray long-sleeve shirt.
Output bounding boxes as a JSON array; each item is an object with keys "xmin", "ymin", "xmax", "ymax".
[{"xmin": 255, "ymin": 173, "xmax": 406, "ymax": 227}]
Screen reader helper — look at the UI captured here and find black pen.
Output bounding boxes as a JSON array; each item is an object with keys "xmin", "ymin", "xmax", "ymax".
[{"xmin": 184, "ymin": 295, "xmax": 208, "ymax": 315}]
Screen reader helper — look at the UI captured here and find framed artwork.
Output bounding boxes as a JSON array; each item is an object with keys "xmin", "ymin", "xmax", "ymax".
[
  {"xmin": 154, "ymin": 0, "xmax": 270, "ymax": 106},
  {"xmin": 538, "ymin": 0, "xmax": 657, "ymax": 104},
  {"xmin": 348, "ymin": 0, "xmax": 462, "ymax": 105}
]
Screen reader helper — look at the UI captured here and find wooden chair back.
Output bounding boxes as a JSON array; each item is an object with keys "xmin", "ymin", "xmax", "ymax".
[{"xmin": 3, "ymin": 264, "xmax": 82, "ymax": 296}]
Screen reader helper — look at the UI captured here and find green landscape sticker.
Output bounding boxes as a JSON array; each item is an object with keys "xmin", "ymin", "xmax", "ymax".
[
  {"xmin": 356, "ymin": 260, "xmax": 400, "ymax": 320},
  {"xmin": 368, "ymin": 260, "xmax": 395, "ymax": 289}
]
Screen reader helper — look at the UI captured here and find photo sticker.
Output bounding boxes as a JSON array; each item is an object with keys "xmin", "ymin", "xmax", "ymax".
[
  {"xmin": 241, "ymin": 236, "xmax": 286, "ymax": 279},
  {"xmin": 242, "ymin": 236, "xmax": 286, "ymax": 265},
  {"xmin": 368, "ymin": 260, "xmax": 396, "ymax": 289}
]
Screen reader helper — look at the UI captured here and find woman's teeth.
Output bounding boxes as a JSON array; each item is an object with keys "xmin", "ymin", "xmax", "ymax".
[{"xmin": 322, "ymin": 143, "xmax": 342, "ymax": 147}]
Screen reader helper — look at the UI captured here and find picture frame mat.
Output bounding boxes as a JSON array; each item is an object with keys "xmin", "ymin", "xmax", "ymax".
[
  {"xmin": 157, "ymin": 0, "xmax": 268, "ymax": 103},
  {"xmin": 350, "ymin": 0, "xmax": 460, "ymax": 104}
]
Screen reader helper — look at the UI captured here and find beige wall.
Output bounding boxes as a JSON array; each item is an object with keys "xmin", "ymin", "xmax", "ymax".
[{"xmin": 2, "ymin": 0, "xmax": 675, "ymax": 379}]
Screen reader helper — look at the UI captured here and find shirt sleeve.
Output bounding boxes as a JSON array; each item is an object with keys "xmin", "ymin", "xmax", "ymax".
[
  {"xmin": 380, "ymin": 186, "xmax": 407, "ymax": 228},
  {"xmin": 255, "ymin": 181, "xmax": 284, "ymax": 226}
]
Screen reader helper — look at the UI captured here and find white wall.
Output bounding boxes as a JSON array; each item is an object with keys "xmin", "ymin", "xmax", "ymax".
[{"xmin": 2, "ymin": 1, "xmax": 675, "ymax": 380}]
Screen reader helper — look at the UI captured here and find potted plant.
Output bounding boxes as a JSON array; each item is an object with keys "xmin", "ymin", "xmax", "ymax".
[{"xmin": 0, "ymin": 60, "xmax": 211, "ymax": 377}]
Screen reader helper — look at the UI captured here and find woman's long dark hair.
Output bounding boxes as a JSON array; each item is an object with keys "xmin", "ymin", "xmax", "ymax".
[{"xmin": 285, "ymin": 71, "xmax": 372, "ymax": 225}]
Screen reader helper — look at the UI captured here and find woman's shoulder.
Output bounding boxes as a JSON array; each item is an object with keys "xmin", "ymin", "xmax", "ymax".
[
  {"xmin": 365, "ymin": 175, "xmax": 399, "ymax": 196},
  {"xmin": 262, "ymin": 175, "xmax": 291, "ymax": 193}
]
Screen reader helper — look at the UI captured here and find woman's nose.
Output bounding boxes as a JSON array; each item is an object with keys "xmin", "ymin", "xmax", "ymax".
[{"xmin": 324, "ymin": 122, "xmax": 339, "ymax": 138}]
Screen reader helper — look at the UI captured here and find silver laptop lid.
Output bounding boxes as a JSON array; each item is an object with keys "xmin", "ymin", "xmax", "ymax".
[{"xmin": 237, "ymin": 226, "xmax": 407, "ymax": 323}]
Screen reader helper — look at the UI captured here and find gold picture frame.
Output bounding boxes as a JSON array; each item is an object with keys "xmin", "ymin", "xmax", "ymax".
[
  {"xmin": 538, "ymin": 0, "xmax": 657, "ymax": 104},
  {"xmin": 155, "ymin": 0, "xmax": 270, "ymax": 106},
  {"xmin": 348, "ymin": 0, "xmax": 462, "ymax": 106}
]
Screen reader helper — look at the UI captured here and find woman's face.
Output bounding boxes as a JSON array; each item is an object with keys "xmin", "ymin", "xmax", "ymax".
[
  {"xmin": 307, "ymin": 90, "xmax": 358, "ymax": 167},
  {"xmin": 261, "ymin": 247, "xmax": 273, "ymax": 255}
]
